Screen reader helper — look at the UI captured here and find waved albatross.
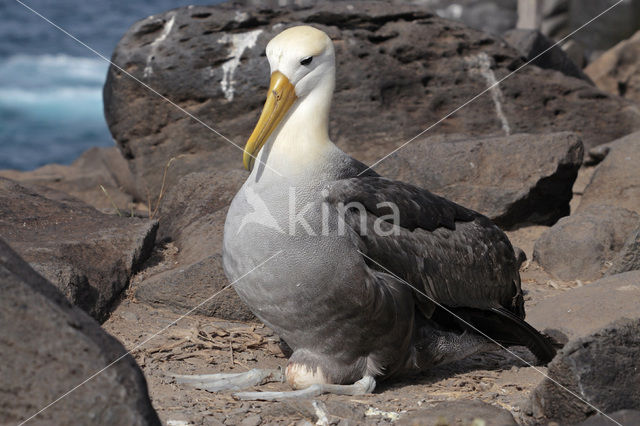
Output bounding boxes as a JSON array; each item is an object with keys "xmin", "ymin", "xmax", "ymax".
[{"xmin": 175, "ymin": 25, "xmax": 556, "ymax": 400}]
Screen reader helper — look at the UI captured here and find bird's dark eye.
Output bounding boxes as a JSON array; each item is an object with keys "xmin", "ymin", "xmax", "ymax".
[{"xmin": 300, "ymin": 56, "xmax": 313, "ymax": 66}]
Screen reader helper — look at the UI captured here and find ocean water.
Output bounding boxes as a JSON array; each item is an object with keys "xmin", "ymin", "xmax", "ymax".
[{"xmin": 0, "ymin": 0, "xmax": 223, "ymax": 170}]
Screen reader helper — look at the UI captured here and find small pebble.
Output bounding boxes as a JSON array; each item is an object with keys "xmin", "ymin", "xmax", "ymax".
[{"xmin": 240, "ymin": 414, "xmax": 262, "ymax": 426}]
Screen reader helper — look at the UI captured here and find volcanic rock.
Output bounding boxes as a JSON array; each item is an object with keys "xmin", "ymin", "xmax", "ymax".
[
  {"xmin": 0, "ymin": 177, "xmax": 157, "ymax": 321},
  {"xmin": 606, "ymin": 223, "xmax": 640, "ymax": 276},
  {"xmin": 586, "ymin": 30, "xmax": 640, "ymax": 103},
  {"xmin": 578, "ymin": 131, "xmax": 640, "ymax": 216},
  {"xmin": 134, "ymin": 169, "xmax": 254, "ymax": 320},
  {"xmin": 0, "ymin": 238, "xmax": 160, "ymax": 425},
  {"xmin": 530, "ymin": 318, "xmax": 640, "ymax": 424},
  {"xmin": 526, "ymin": 270, "xmax": 640, "ymax": 340},
  {"xmin": 103, "ymin": 1, "xmax": 640, "ymax": 201},
  {"xmin": 0, "ymin": 147, "xmax": 136, "ymax": 214},
  {"xmin": 532, "ymin": 205, "xmax": 639, "ymax": 281},
  {"xmin": 377, "ymin": 132, "xmax": 583, "ymax": 228},
  {"xmin": 502, "ymin": 28, "xmax": 591, "ymax": 82}
]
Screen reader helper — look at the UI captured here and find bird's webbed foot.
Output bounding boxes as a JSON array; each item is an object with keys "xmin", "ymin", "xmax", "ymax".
[
  {"xmin": 170, "ymin": 368, "xmax": 284, "ymax": 392},
  {"xmin": 233, "ymin": 375, "xmax": 376, "ymax": 401}
]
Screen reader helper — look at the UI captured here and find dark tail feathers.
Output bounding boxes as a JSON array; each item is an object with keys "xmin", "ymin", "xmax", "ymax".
[{"xmin": 449, "ymin": 306, "xmax": 559, "ymax": 365}]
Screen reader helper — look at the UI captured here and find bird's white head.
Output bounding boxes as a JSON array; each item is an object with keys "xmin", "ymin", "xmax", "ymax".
[
  {"xmin": 266, "ymin": 25, "xmax": 335, "ymax": 99},
  {"xmin": 243, "ymin": 26, "xmax": 336, "ymax": 171}
]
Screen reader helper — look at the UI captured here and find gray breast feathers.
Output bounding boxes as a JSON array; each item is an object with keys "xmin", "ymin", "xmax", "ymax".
[{"xmin": 324, "ymin": 177, "xmax": 524, "ymax": 319}]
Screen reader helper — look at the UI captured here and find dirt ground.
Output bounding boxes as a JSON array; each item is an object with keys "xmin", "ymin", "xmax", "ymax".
[{"xmin": 103, "ymin": 241, "xmax": 584, "ymax": 426}]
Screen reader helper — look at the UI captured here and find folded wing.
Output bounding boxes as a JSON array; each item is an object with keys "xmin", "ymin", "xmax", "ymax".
[{"xmin": 325, "ymin": 176, "xmax": 556, "ymax": 364}]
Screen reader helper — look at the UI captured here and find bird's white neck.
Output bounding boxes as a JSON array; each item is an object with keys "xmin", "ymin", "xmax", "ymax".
[{"xmin": 254, "ymin": 72, "xmax": 335, "ymax": 179}]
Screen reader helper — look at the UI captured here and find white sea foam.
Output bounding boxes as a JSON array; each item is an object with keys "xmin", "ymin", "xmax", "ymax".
[
  {"xmin": 0, "ymin": 54, "xmax": 107, "ymax": 122},
  {"xmin": 0, "ymin": 54, "xmax": 107, "ymax": 87}
]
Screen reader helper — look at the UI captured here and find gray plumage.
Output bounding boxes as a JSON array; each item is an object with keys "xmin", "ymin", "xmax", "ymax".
[
  {"xmin": 223, "ymin": 148, "xmax": 555, "ymax": 387},
  {"xmin": 221, "ymin": 25, "xmax": 555, "ymax": 392}
]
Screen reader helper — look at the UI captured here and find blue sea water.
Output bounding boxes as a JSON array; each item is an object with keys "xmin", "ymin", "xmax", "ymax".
[{"xmin": 0, "ymin": 0, "xmax": 223, "ymax": 170}]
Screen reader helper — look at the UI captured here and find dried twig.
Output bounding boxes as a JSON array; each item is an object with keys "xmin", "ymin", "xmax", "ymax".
[
  {"xmin": 144, "ymin": 154, "xmax": 185, "ymax": 219},
  {"xmin": 151, "ymin": 156, "xmax": 179, "ymax": 219},
  {"xmin": 99, "ymin": 185, "xmax": 122, "ymax": 216}
]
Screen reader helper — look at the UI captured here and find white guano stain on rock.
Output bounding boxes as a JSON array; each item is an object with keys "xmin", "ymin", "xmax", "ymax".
[
  {"xmin": 234, "ymin": 10, "xmax": 249, "ymax": 22},
  {"xmin": 465, "ymin": 52, "xmax": 511, "ymax": 135},
  {"xmin": 218, "ymin": 29, "xmax": 263, "ymax": 101},
  {"xmin": 143, "ymin": 15, "xmax": 176, "ymax": 78}
]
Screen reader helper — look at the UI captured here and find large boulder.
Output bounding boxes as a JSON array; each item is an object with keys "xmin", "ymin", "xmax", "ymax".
[
  {"xmin": 0, "ymin": 147, "xmax": 136, "ymax": 214},
  {"xmin": 133, "ymin": 169, "xmax": 255, "ymax": 320},
  {"xmin": 578, "ymin": 131, "xmax": 640, "ymax": 215},
  {"xmin": 0, "ymin": 238, "xmax": 160, "ymax": 425},
  {"xmin": 103, "ymin": 0, "xmax": 640, "ymax": 201},
  {"xmin": 530, "ymin": 318, "xmax": 640, "ymax": 424},
  {"xmin": 526, "ymin": 272, "xmax": 640, "ymax": 423},
  {"xmin": 532, "ymin": 205, "xmax": 639, "ymax": 281},
  {"xmin": 377, "ymin": 132, "xmax": 583, "ymax": 228},
  {"xmin": 586, "ymin": 31, "xmax": 640, "ymax": 104},
  {"xmin": 0, "ymin": 177, "xmax": 157, "ymax": 321}
]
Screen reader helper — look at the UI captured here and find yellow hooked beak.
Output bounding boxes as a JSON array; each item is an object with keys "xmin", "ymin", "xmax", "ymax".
[{"xmin": 243, "ymin": 71, "xmax": 297, "ymax": 171}]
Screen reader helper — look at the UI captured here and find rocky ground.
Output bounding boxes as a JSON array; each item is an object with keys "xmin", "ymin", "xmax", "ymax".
[{"xmin": 3, "ymin": 1, "xmax": 640, "ymax": 425}]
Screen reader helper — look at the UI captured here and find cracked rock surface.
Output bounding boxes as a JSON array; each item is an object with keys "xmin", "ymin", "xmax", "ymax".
[{"xmin": 0, "ymin": 177, "xmax": 157, "ymax": 322}]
